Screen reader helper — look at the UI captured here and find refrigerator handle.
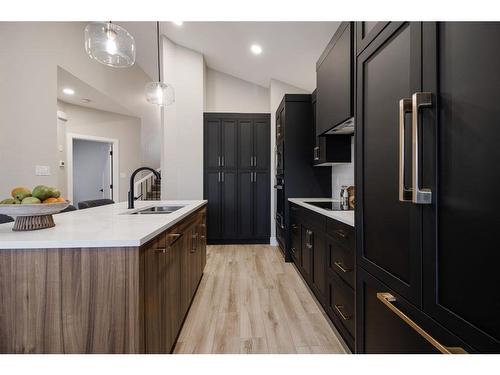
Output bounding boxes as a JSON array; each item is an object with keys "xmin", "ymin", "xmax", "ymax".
[
  {"xmin": 399, "ymin": 98, "xmax": 413, "ymax": 202},
  {"xmin": 411, "ymin": 92, "xmax": 433, "ymax": 204}
]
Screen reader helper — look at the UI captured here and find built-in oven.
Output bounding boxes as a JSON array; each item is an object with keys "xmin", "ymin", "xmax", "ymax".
[
  {"xmin": 274, "ymin": 175, "xmax": 285, "ymax": 249},
  {"xmin": 275, "ymin": 141, "xmax": 284, "ymax": 175}
]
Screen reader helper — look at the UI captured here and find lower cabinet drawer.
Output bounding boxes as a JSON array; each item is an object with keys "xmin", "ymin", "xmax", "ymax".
[
  {"xmin": 328, "ymin": 272, "xmax": 355, "ymax": 339},
  {"xmin": 357, "ymin": 267, "xmax": 474, "ymax": 354},
  {"xmin": 327, "ymin": 239, "xmax": 354, "ymax": 288},
  {"xmin": 327, "ymin": 218, "xmax": 354, "ymax": 250}
]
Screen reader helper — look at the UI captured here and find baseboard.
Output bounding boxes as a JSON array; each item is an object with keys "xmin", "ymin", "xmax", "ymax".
[{"xmin": 269, "ymin": 237, "xmax": 278, "ymax": 246}]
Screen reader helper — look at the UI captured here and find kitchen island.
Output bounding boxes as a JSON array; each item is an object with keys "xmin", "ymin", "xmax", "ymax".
[{"xmin": 0, "ymin": 200, "xmax": 207, "ymax": 354}]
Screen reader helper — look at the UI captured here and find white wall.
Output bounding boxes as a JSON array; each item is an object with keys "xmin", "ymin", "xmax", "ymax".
[
  {"xmin": 331, "ymin": 137, "xmax": 355, "ymax": 199},
  {"xmin": 57, "ymin": 101, "xmax": 142, "ymax": 202},
  {"xmin": 161, "ymin": 37, "xmax": 205, "ymax": 200},
  {"xmin": 205, "ymin": 68, "xmax": 270, "ymax": 113},
  {"xmin": 269, "ymin": 79, "xmax": 310, "ymax": 242},
  {"xmin": 0, "ymin": 22, "xmax": 159, "ymax": 198}
]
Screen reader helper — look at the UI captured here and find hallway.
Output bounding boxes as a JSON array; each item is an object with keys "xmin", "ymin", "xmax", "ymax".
[{"xmin": 174, "ymin": 245, "xmax": 348, "ymax": 354}]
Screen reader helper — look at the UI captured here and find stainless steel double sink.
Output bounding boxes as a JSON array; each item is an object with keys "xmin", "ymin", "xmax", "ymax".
[{"xmin": 129, "ymin": 205, "xmax": 186, "ymax": 215}]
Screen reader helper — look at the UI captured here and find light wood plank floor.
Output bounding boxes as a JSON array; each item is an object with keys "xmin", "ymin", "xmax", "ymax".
[{"xmin": 174, "ymin": 245, "xmax": 348, "ymax": 354}]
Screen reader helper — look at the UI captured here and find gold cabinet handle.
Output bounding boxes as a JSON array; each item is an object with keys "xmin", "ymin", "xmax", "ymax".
[
  {"xmin": 191, "ymin": 233, "xmax": 198, "ymax": 253},
  {"xmin": 334, "ymin": 261, "xmax": 352, "ymax": 273},
  {"xmin": 334, "ymin": 304, "xmax": 351, "ymax": 321},
  {"xmin": 376, "ymin": 293, "xmax": 467, "ymax": 354},
  {"xmin": 334, "ymin": 229, "xmax": 347, "ymax": 239},
  {"xmin": 166, "ymin": 233, "xmax": 182, "ymax": 246},
  {"xmin": 155, "ymin": 248, "xmax": 168, "ymax": 254}
]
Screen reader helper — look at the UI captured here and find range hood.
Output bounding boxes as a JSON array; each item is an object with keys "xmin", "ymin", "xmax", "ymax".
[{"xmin": 325, "ymin": 117, "xmax": 355, "ymax": 135}]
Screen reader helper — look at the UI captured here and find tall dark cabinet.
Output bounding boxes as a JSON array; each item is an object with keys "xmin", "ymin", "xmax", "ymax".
[
  {"xmin": 204, "ymin": 113, "xmax": 270, "ymax": 244},
  {"xmin": 274, "ymin": 95, "xmax": 331, "ymax": 261},
  {"xmin": 356, "ymin": 22, "xmax": 500, "ymax": 353}
]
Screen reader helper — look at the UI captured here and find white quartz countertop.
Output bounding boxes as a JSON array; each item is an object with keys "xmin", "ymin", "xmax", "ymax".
[
  {"xmin": 0, "ymin": 200, "xmax": 207, "ymax": 249},
  {"xmin": 288, "ymin": 198, "xmax": 354, "ymax": 227}
]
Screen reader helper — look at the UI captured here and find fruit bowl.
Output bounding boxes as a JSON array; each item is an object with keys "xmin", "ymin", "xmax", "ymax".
[{"xmin": 0, "ymin": 202, "xmax": 70, "ymax": 231}]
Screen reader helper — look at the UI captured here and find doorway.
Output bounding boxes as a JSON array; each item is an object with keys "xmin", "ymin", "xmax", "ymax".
[{"xmin": 66, "ymin": 133, "xmax": 119, "ymax": 205}]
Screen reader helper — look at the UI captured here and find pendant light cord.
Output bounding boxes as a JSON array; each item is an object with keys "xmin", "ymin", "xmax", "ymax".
[{"xmin": 157, "ymin": 21, "xmax": 161, "ymax": 82}]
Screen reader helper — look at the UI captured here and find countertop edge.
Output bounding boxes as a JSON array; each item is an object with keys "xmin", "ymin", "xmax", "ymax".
[
  {"xmin": 0, "ymin": 200, "xmax": 207, "ymax": 250},
  {"xmin": 288, "ymin": 198, "xmax": 355, "ymax": 227}
]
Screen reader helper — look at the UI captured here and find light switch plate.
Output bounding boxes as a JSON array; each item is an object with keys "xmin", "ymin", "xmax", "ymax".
[{"xmin": 35, "ymin": 165, "xmax": 51, "ymax": 176}]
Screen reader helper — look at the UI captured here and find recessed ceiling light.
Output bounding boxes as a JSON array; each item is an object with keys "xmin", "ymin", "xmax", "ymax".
[
  {"xmin": 172, "ymin": 21, "xmax": 183, "ymax": 26},
  {"xmin": 63, "ymin": 88, "xmax": 75, "ymax": 95},
  {"xmin": 81, "ymin": 98, "xmax": 91, "ymax": 104},
  {"xmin": 250, "ymin": 44, "xmax": 262, "ymax": 55}
]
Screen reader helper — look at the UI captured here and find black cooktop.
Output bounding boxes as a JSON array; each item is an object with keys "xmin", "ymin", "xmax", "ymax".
[{"xmin": 304, "ymin": 201, "xmax": 353, "ymax": 211}]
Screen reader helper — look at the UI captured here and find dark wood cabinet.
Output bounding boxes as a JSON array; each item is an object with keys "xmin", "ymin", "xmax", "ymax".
[
  {"xmin": 290, "ymin": 212, "xmax": 302, "ymax": 266},
  {"xmin": 356, "ymin": 268, "xmax": 473, "ymax": 354},
  {"xmin": 144, "ymin": 206, "xmax": 207, "ymax": 354},
  {"xmin": 326, "ymin": 272, "xmax": 355, "ymax": 350},
  {"xmin": 356, "ymin": 21, "xmax": 500, "ymax": 353},
  {"xmin": 356, "ymin": 22, "xmax": 423, "ymax": 305},
  {"xmin": 419, "ymin": 22, "xmax": 500, "ymax": 353},
  {"xmin": 300, "ymin": 226, "xmax": 313, "ymax": 283},
  {"xmin": 275, "ymin": 95, "xmax": 331, "ymax": 260},
  {"xmin": 204, "ymin": 113, "xmax": 270, "ymax": 244},
  {"xmin": 312, "ymin": 89, "xmax": 352, "ymax": 165},
  {"xmin": 290, "ymin": 202, "xmax": 355, "ymax": 351},
  {"xmin": 355, "ymin": 22, "xmax": 389, "ymax": 55},
  {"xmin": 316, "ymin": 22, "xmax": 354, "ymax": 135}
]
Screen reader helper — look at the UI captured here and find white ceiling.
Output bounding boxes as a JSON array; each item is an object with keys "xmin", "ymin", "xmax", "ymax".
[
  {"xmin": 120, "ymin": 21, "xmax": 340, "ymax": 91},
  {"xmin": 57, "ymin": 67, "xmax": 135, "ymax": 116}
]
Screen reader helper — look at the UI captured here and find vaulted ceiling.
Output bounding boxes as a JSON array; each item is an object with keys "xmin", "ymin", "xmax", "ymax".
[{"xmin": 119, "ymin": 21, "xmax": 340, "ymax": 91}]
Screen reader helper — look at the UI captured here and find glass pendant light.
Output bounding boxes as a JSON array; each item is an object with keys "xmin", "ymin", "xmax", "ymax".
[
  {"xmin": 84, "ymin": 22, "xmax": 136, "ymax": 68},
  {"xmin": 145, "ymin": 22, "xmax": 175, "ymax": 106}
]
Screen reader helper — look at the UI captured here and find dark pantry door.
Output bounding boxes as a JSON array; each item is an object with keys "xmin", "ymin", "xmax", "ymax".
[
  {"xmin": 421, "ymin": 22, "xmax": 500, "ymax": 352},
  {"xmin": 204, "ymin": 113, "xmax": 270, "ymax": 244}
]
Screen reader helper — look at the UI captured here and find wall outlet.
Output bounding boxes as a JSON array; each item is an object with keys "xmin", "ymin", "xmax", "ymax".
[{"xmin": 35, "ymin": 165, "xmax": 51, "ymax": 176}]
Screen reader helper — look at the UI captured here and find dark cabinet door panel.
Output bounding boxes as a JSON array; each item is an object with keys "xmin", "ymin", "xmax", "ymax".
[
  {"xmin": 301, "ymin": 226, "xmax": 313, "ymax": 283},
  {"xmin": 290, "ymin": 215, "xmax": 302, "ymax": 266},
  {"xmin": 422, "ymin": 22, "xmax": 500, "ymax": 352},
  {"xmin": 205, "ymin": 171, "xmax": 221, "ymax": 239},
  {"xmin": 254, "ymin": 171, "xmax": 270, "ymax": 238},
  {"xmin": 238, "ymin": 119, "xmax": 254, "ymax": 169},
  {"xmin": 254, "ymin": 119, "xmax": 270, "ymax": 170},
  {"xmin": 327, "ymin": 239, "xmax": 354, "ymax": 288},
  {"xmin": 357, "ymin": 268, "xmax": 473, "ymax": 354},
  {"xmin": 238, "ymin": 171, "xmax": 254, "ymax": 238},
  {"xmin": 356, "ymin": 22, "xmax": 422, "ymax": 304},
  {"xmin": 355, "ymin": 22, "xmax": 390, "ymax": 55},
  {"xmin": 205, "ymin": 119, "xmax": 221, "ymax": 169},
  {"xmin": 316, "ymin": 22, "xmax": 353, "ymax": 135},
  {"xmin": 204, "ymin": 113, "xmax": 270, "ymax": 243},
  {"xmin": 221, "ymin": 171, "xmax": 238, "ymax": 239},
  {"xmin": 328, "ymin": 272, "xmax": 355, "ymax": 339},
  {"xmin": 222, "ymin": 119, "xmax": 237, "ymax": 169},
  {"xmin": 311, "ymin": 230, "xmax": 326, "ymax": 304}
]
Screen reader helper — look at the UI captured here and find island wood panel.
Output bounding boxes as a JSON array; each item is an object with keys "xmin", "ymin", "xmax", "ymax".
[
  {"xmin": 0, "ymin": 205, "xmax": 207, "ymax": 354},
  {"xmin": 0, "ymin": 247, "xmax": 141, "ymax": 353}
]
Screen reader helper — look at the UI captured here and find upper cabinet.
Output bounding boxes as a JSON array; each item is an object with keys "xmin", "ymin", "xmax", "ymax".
[
  {"xmin": 316, "ymin": 22, "xmax": 354, "ymax": 136},
  {"xmin": 355, "ymin": 22, "xmax": 389, "ymax": 55}
]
